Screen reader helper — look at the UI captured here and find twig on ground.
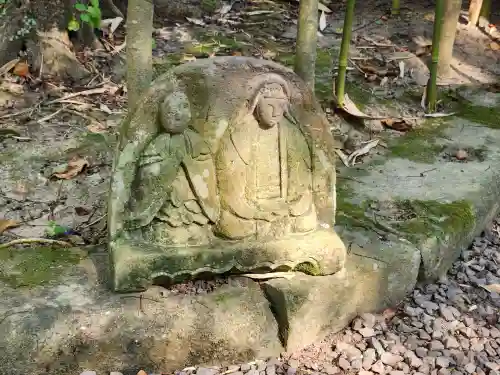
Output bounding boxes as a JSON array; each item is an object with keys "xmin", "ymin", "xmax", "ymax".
[
  {"xmin": 45, "ymin": 87, "xmax": 109, "ymax": 105},
  {"xmin": 61, "ymin": 108, "xmax": 98, "ymax": 123},
  {"xmin": 0, "ymin": 238, "xmax": 72, "ymax": 250},
  {"xmin": 111, "ymin": 41, "xmax": 127, "ymax": 55},
  {"xmin": 79, "ymin": 214, "xmax": 107, "ymax": 230},
  {"xmin": 37, "ymin": 106, "xmax": 67, "ymax": 123}
]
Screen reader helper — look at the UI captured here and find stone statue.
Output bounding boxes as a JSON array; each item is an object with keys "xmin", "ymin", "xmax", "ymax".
[
  {"xmin": 215, "ymin": 77, "xmax": 317, "ymax": 240},
  {"xmin": 126, "ymin": 91, "xmax": 219, "ymax": 246},
  {"xmin": 108, "ymin": 57, "xmax": 346, "ymax": 292}
]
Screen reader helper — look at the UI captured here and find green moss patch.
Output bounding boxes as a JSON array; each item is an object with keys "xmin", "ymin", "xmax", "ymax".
[
  {"xmin": 336, "ymin": 180, "xmax": 475, "ymax": 246},
  {"xmin": 387, "ymin": 119, "xmax": 448, "ymax": 163},
  {"xmin": 153, "ymin": 54, "xmax": 184, "ymax": 79},
  {"xmin": 0, "ymin": 246, "xmax": 84, "ymax": 288},
  {"xmin": 455, "ymin": 103, "xmax": 500, "ymax": 128},
  {"xmin": 392, "ymin": 199, "xmax": 475, "ymax": 244},
  {"xmin": 443, "ymin": 89, "xmax": 500, "ymax": 128}
]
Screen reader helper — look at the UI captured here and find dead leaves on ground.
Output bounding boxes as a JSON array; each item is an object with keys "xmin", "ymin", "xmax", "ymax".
[
  {"xmin": 0, "ymin": 219, "xmax": 20, "ymax": 234},
  {"xmin": 51, "ymin": 157, "xmax": 89, "ymax": 180},
  {"xmin": 381, "ymin": 118, "xmax": 413, "ymax": 132}
]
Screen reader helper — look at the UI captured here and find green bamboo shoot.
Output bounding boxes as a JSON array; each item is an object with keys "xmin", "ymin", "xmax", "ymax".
[
  {"xmin": 295, "ymin": 0, "xmax": 319, "ymax": 91},
  {"xmin": 480, "ymin": 0, "xmax": 492, "ymax": 19},
  {"xmin": 426, "ymin": 0, "xmax": 445, "ymax": 112},
  {"xmin": 335, "ymin": 0, "xmax": 356, "ymax": 108},
  {"xmin": 392, "ymin": 0, "xmax": 400, "ymax": 16}
]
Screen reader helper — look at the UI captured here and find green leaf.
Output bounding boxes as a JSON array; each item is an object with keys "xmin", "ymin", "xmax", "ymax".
[
  {"xmin": 45, "ymin": 221, "xmax": 68, "ymax": 237},
  {"xmin": 87, "ymin": 6, "xmax": 100, "ymax": 20},
  {"xmin": 67, "ymin": 18, "xmax": 80, "ymax": 31},
  {"xmin": 151, "ymin": 39, "xmax": 157, "ymax": 49},
  {"xmin": 80, "ymin": 13, "xmax": 91, "ymax": 23},
  {"xmin": 74, "ymin": 3, "xmax": 87, "ymax": 11},
  {"xmin": 90, "ymin": 0, "xmax": 100, "ymax": 8}
]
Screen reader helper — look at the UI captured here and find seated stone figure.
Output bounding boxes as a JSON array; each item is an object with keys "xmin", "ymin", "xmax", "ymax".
[
  {"xmin": 126, "ymin": 91, "xmax": 219, "ymax": 246},
  {"xmin": 108, "ymin": 57, "xmax": 346, "ymax": 292},
  {"xmin": 215, "ymin": 78, "xmax": 317, "ymax": 240}
]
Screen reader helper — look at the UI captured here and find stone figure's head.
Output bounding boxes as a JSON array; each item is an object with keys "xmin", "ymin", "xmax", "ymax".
[
  {"xmin": 159, "ymin": 91, "xmax": 191, "ymax": 134},
  {"xmin": 254, "ymin": 82, "xmax": 289, "ymax": 129}
]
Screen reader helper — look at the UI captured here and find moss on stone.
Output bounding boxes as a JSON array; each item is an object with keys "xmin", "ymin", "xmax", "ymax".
[
  {"xmin": 0, "ymin": 246, "xmax": 84, "ymax": 288},
  {"xmin": 293, "ymin": 262, "xmax": 321, "ymax": 276},
  {"xmin": 336, "ymin": 178, "xmax": 475, "ymax": 247},
  {"xmin": 442, "ymin": 88, "xmax": 500, "ymax": 128},
  {"xmin": 393, "ymin": 199, "xmax": 475, "ymax": 244},
  {"xmin": 200, "ymin": 0, "xmax": 220, "ymax": 13},
  {"xmin": 153, "ymin": 54, "xmax": 183, "ymax": 79},
  {"xmin": 387, "ymin": 119, "xmax": 448, "ymax": 163},
  {"xmin": 455, "ymin": 103, "xmax": 500, "ymax": 128}
]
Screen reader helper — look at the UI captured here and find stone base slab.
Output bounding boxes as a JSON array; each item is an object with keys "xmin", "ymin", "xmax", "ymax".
[
  {"xmin": 111, "ymin": 229, "xmax": 346, "ymax": 292},
  {"xmin": 0, "ymin": 254, "xmax": 283, "ymax": 375},
  {"xmin": 263, "ymin": 235, "xmax": 421, "ymax": 352}
]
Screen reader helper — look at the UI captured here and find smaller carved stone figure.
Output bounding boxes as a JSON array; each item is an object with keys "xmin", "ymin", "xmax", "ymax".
[{"xmin": 127, "ymin": 91, "xmax": 219, "ymax": 246}]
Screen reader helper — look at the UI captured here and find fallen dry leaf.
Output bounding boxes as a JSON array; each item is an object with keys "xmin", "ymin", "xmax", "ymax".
[
  {"xmin": 52, "ymin": 157, "xmax": 89, "ymax": 180},
  {"xmin": 479, "ymin": 284, "xmax": 500, "ymax": 294},
  {"xmin": 87, "ymin": 121, "xmax": 107, "ymax": 133},
  {"xmin": 13, "ymin": 61, "xmax": 30, "ymax": 77},
  {"xmin": 358, "ymin": 62, "xmax": 389, "ymax": 77},
  {"xmin": 0, "ymin": 58, "xmax": 20, "ymax": 77},
  {"xmin": 0, "ymin": 81, "xmax": 24, "ymax": 96},
  {"xmin": 241, "ymin": 272, "xmax": 296, "ymax": 280},
  {"xmin": 338, "ymin": 94, "xmax": 390, "ymax": 120},
  {"xmin": 185, "ymin": 17, "xmax": 206, "ymax": 26},
  {"xmin": 0, "ymin": 219, "xmax": 20, "ymax": 234},
  {"xmin": 319, "ymin": 10, "xmax": 327, "ymax": 31},
  {"xmin": 347, "ymin": 139, "xmax": 380, "ymax": 166},
  {"xmin": 489, "ymin": 42, "xmax": 500, "ymax": 51},
  {"xmin": 181, "ymin": 54, "xmax": 197, "ymax": 62},
  {"xmin": 382, "ymin": 118, "xmax": 412, "ymax": 132},
  {"xmin": 137, "ymin": 370, "xmax": 148, "ymax": 375}
]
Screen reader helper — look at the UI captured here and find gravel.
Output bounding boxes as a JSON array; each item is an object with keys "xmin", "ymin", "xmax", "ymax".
[{"xmin": 88, "ymin": 220, "xmax": 500, "ymax": 375}]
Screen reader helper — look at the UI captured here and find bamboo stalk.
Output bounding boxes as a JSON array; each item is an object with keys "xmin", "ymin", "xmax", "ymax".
[
  {"xmin": 468, "ymin": 0, "xmax": 484, "ymax": 26},
  {"xmin": 426, "ymin": 0, "xmax": 445, "ymax": 113},
  {"xmin": 392, "ymin": 0, "xmax": 400, "ymax": 16},
  {"xmin": 480, "ymin": 0, "xmax": 491, "ymax": 19},
  {"xmin": 335, "ymin": 0, "xmax": 356, "ymax": 108}
]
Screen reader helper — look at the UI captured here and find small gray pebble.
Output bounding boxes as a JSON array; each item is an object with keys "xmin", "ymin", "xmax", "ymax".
[
  {"xmin": 338, "ymin": 358, "xmax": 350, "ymax": 371},
  {"xmin": 322, "ymin": 364, "xmax": 339, "ymax": 375}
]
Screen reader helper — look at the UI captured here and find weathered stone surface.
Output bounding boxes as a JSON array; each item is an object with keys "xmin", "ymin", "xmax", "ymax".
[
  {"xmin": 336, "ymin": 118, "xmax": 500, "ymax": 282},
  {"xmin": 108, "ymin": 56, "xmax": 346, "ymax": 292},
  {"xmin": 0, "ymin": 251, "xmax": 282, "ymax": 375},
  {"xmin": 262, "ymin": 237, "xmax": 420, "ymax": 351}
]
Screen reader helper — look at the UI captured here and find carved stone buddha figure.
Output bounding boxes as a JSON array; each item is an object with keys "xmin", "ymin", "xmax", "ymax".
[{"xmin": 215, "ymin": 79, "xmax": 317, "ymax": 240}]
